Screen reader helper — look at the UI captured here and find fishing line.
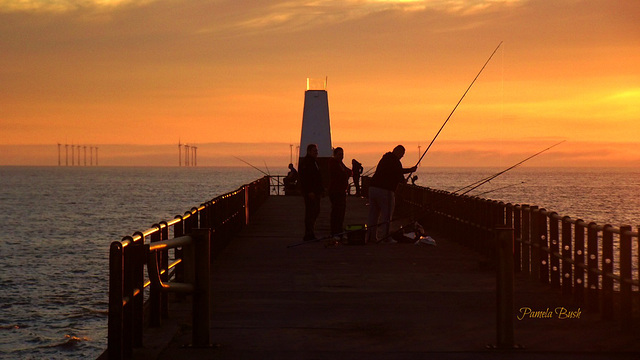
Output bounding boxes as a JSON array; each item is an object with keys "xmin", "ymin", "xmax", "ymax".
[
  {"xmin": 472, "ymin": 181, "xmax": 525, "ymax": 197},
  {"xmin": 263, "ymin": 160, "xmax": 271, "ymax": 176},
  {"xmin": 406, "ymin": 41, "xmax": 503, "ymax": 181},
  {"xmin": 453, "ymin": 140, "xmax": 566, "ymax": 196},
  {"xmin": 233, "ymin": 156, "xmax": 269, "ymax": 176}
]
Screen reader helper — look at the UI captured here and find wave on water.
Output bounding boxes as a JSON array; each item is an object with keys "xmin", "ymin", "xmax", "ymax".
[
  {"xmin": 41, "ymin": 335, "xmax": 92, "ymax": 349},
  {"xmin": 0, "ymin": 324, "xmax": 25, "ymax": 330},
  {"xmin": 1, "ymin": 323, "xmax": 102, "ymax": 359}
]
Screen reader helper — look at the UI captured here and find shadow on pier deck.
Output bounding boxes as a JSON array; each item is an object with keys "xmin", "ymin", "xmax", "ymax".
[{"xmin": 143, "ymin": 196, "xmax": 639, "ymax": 359}]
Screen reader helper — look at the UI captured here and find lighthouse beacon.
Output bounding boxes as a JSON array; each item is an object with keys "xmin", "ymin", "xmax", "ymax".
[{"xmin": 299, "ymin": 78, "xmax": 333, "ymax": 187}]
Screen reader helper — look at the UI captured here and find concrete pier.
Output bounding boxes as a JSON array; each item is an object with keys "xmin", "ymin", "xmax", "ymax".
[{"xmin": 139, "ymin": 196, "xmax": 639, "ymax": 359}]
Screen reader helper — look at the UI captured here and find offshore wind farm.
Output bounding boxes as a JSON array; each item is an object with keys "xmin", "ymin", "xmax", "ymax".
[{"xmin": 56, "ymin": 143, "xmax": 98, "ymax": 166}]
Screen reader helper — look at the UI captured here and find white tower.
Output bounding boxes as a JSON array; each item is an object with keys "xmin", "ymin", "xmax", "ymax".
[
  {"xmin": 299, "ymin": 78, "xmax": 332, "ymax": 161},
  {"xmin": 299, "ymin": 78, "xmax": 333, "ymax": 189}
]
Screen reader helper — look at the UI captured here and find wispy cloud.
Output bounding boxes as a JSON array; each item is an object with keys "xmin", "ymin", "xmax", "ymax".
[{"xmin": 0, "ymin": 0, "xmax": 157, "ymax": 13}]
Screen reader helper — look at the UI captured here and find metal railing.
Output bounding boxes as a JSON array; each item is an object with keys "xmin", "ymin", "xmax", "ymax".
[
  {"xmin": 268, "ymin": 174, "xmax": 306, "ymax": 196},
  {"xmin": 106, "ymin": 176, "xmax": 270, "ymax": 359},
  {"xmin": 393, "ymin": 181, "xmax": 639, "ymax": 330},
  {"xmin": 269, "ymin": 175, "xmax": 285, "ymax": 195}
]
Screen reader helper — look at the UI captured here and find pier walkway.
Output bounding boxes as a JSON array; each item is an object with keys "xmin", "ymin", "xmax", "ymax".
[{"xmin": 141, "ymin": 196, "xmax": 639, "ymax": 359}]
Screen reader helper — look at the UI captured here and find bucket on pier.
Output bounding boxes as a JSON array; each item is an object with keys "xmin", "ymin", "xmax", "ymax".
[{"xmin": 345, "ymin": 224, "xmax": 366, "ymax": 245}]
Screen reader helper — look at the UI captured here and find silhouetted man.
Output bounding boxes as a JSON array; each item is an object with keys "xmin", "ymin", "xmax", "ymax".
[
  {"xmin": 328, "ymin": 147, "xmax": 352, "ymax": 239},
  {"xmin": 299, "ymin": 144, "xmax": 323, "ymax": 241}
]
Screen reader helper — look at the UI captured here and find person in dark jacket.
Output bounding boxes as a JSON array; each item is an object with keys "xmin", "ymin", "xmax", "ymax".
[
  {"xmin": 328, "ymin": 147, "xmax": 352, "ymax": 239},
  {"xmin": 283, "ymin": 163, "xmax": 298, "ymax": 192},
  {"xmin": 366, "ymin": 145, "xmax": 417, "ymax": 243},
  {"xmin": 298, "ymin": 144, "xmax": 323, "ymax": 241}
]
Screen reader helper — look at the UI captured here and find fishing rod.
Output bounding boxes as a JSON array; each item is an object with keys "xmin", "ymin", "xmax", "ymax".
[
  {"xmin": 362, "ymin": 165, "xmax": 377, "ymax": 177},
  {"xmin": 263, "ymin": 160, "xmax": 272, "ymax": 176},
  {"xmin": 233, "ymin": 156, "xmax": 269, "ymax": 176},
  {"xmin": 406, "ymin": 41, "xmax": 503, "ymax": 181},
  {"xmin": 453, "ymin": 140, "xmax": 566, "ymax": 196},
  {"xmin": 472, "ymin": 181, "xmax": 526, "ymax": 197}
]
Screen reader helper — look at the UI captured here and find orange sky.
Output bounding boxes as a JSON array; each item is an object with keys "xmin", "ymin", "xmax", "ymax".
[{"xmin": 1, "ymin": 0, "xmax": 638, "ymax": 167}]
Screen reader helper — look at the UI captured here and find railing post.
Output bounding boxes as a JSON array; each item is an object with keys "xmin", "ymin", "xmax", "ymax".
[
  {"xmin": 160, "ymin": 222, "xmax": 170, "ymax": 320},
  {"xmin": 122, "ymin": 241, "xmax": 134, "ymax": 358},
  {"xmin": 149, "ymin": 228, "xmax": 162, "ymax": 327},
  {"xmin": 574, "ymin": 220, "xmax": 586, "ymax": 305},
  {"xmin": 174, "ymin": 215, "xmax": 185, "ymax": 284},
  {"xmin": 510, "ymin": 204, "xmax": 522, "ymax": 273},
  {"xmin": 601, "ymin": 224, "xmax": 614, "ymax": 320},
  {"xmin": 637, "ymin": 226, "xmax": 640, "ymax": 331},
  {"xmin": 530, "ymin": 206, "xmax": 540, "ymax": 280},
  {"xmin": 192, "ymin": 228, "xmax": 211, "ymax": 347},
  {"xmin": 538, "ymin": 209, "xmax": 549, "ymax": 284},
  {"xmin": 108, "ymin": 242, "xmax": 124, "ymax": 360},
  {"xmin": 495, "ymin": 227, "xmax": 515, "ymax": 349},
  {"xmin": 548, "ymin": 212, "xmax": 560, "ymax": 288},
  {"xmin": 561, "ymin": 216, "xmax": 573, "ymax": 297},
  {"xmin": 586, "ymin": 222, "xmax": 599, "ymax": 312},
  {"xmin": 132, "ymin": 241, "xmax": 145, "ymax": 348},
  {"xmin": 199, "ymin": 203, "xmax": 208, "ymax": 229},
  {"xmin": 190, "ymin": 207, "xmax": 199, "ymax": 231},
  {"xmin": 244, "ymin": 184, "xmax": 250, "ymax": 223},
  {"xmin": 211, "ymin": 201, "xmax": 220, "ymax": 254},
  {"xmin": 521, "ymin": 205, "xmax": 531, "ymax": 276},
  {"xmin": 619, "ymin": 225, "xmax": 632, "ymax": 330}
]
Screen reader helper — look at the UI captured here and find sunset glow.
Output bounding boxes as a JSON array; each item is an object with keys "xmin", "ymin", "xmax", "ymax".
[{"xmin": 1, "ymin": 0, "xmax": 638, "ymax": 167}]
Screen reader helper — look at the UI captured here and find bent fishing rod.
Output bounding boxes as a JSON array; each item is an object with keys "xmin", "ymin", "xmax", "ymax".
[
  {"xmin": 406, "ymin": 41, "xmax": 503, "ymax": 181},
  {"xmin": 453, "ymin": 140, "xmax": 566, "ymax": 196}
]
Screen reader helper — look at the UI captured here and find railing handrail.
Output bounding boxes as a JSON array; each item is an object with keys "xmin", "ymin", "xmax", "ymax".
[{"xmin": 106, "ymin": 176, "xmax": 271, "ymax": 360}]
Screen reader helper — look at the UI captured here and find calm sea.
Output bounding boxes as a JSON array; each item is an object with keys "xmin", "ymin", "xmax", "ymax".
[{"xmin": 0, "ymin": 166, "xmax": 638, "ymax": 359}]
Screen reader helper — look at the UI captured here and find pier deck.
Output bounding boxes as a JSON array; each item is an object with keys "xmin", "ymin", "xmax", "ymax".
[{"xmin": 144, "ymin": 196, "xmax": 639, "ymax": 359}]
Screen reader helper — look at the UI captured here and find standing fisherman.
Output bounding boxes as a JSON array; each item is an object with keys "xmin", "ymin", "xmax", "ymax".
[
  {"xmin": 366, "ymin": 145, "xmax": 417, "ymax": 244},
  {"xmin": 328, "ymin": 147, "xmax": 352, "ymax": 240},
  {"xmin": 299, "ymin": 144, "xmax": 323, "ymax": 241}
]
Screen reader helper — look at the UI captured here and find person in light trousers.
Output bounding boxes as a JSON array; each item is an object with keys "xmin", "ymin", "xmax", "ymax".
[{"xmin": 366, "ymin": 145, "xmax": 416, "ymax": 243}]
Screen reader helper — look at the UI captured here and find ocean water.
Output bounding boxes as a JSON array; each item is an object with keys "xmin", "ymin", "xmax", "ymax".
[
  {"xmin": 0, "ymin": 166, "xmax": 638, "ymax": 359},
  {"xmin": 0, "ymin": 166, "xmax": 266, "ymax": 360},
  {"xmin": 415, "ymin": 167, "xmax": 640, "ymax": 226}
]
